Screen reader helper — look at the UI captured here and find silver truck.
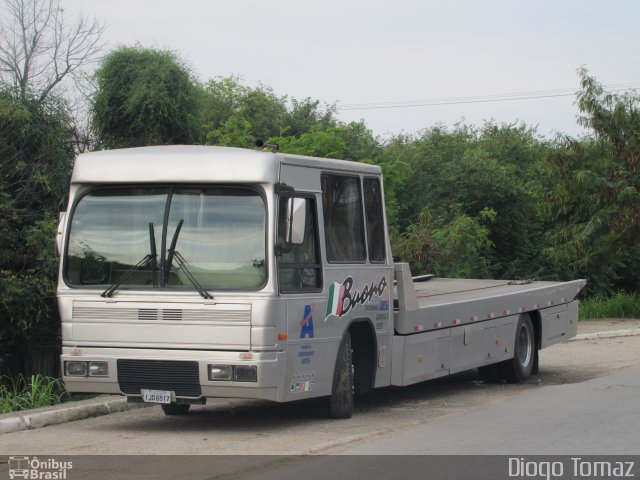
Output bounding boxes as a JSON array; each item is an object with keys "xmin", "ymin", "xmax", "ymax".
[{"xmin": 57, "ymin": 145, "xmax": 584, "ymax": 418}]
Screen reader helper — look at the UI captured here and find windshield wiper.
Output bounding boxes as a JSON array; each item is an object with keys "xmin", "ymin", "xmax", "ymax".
[
  {"xmin": 102, "ymin": 223, "xmax": 158, "ymax": 298},
  {"xmin": 149, "ymin": 223, "xmax": 158, "ymax": 287},
  {"xmin": 165, "ymin": 219, "xmax": 213, "ymax": 300}
]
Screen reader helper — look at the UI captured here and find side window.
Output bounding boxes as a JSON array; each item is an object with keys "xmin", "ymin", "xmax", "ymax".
[
  {"xmin": 277, "ymin": 197, "xmax": 322, "ymax": 292},
  {"xmin": 363, "ymin": 177, "xmax": 386, "ymax": 263},
  {"xmin": 321, "ymin": 174, "xmax": 366, "ymax": 262}
]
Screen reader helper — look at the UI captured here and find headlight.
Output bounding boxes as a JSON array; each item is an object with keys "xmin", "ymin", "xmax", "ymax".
[
  {"xmin": 64, "ymin": 361, "xmax": 88, "ymax": 377},
  {"xmin": 234, "ymin": 365, "xmax": 257, "ymax": 382},
  {"xmin": 208, "ymin": 365, "xmax": 233, "ymax": 381},
  {"xmin": 207, "ymin": 365, "xmax": 257, "ymax": 382},
  {"xmin": 89, "ymin": 361, "xmax": 108, "ymax": 377}
]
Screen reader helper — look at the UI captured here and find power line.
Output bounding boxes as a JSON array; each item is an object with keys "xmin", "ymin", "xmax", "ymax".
[{"xmin": 336, "ymin": 82, "xmax": 640, "ymax": 111}]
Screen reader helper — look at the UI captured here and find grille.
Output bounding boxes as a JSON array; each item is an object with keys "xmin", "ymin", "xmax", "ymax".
[
  {"xmin": 117, "ymin": 359, "xmax": 201, "ymax": 397},
  {"xmin": 73, "ymin": 304, "xmax": 250, "ymax": 323},
  {"xmin": 137, "ymin": 309, "xmax": 158, "ymax": 321},
  {"xmin": 162, "ymin": 309, "xmax": 183, "ymax": 321}
]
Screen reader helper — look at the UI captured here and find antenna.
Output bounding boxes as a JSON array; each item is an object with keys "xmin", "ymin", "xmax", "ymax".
[{"xmin": 255, "ymin": 139, "xmax": 280, "ymax": 153}]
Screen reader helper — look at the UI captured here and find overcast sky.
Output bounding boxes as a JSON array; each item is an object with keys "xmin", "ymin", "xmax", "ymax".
[{"xmin": 65, "ymin": 0, "xmax": 640, "ymax": 139}]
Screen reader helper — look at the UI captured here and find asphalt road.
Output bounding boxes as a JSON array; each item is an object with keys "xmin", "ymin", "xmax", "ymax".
[{"xmin": 342, "ymin": 365, "xmax": 640, "ymax": 455}]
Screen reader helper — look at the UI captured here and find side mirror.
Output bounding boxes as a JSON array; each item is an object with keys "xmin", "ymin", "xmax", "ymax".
[
  {"xmin": 55, "ymin": 212, "xmax": 66, "ymax": 257},
  {"xmin": 286, "ymin": 198, "xmax": 306, "ymax": 245}
]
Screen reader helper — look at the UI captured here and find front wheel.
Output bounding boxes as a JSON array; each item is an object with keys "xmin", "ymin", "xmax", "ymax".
[
  {"xmin": 329, "ymin": 331, "xmax": 354, "ymax": 419},
  {"xmin": 500, "ymin": 314, "xmax": 535, "ymax": 383}
]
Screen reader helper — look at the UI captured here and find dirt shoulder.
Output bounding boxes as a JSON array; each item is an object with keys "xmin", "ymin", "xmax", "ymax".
[
  {"xmin": 577, "ymin": 317, "xmax": 640, "ymax": 334},
  {"xmin": 536, "ymin": 317, "xmax": 640, "ymax": 386}
]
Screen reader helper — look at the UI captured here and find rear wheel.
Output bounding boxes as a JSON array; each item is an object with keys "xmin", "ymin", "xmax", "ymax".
[
  {"xmin": 161, "ymin": 403, "xmax": 190, "ymax": 416},
  {"xmin": 329, "ymin": 331, "xmax": 354, "ymax": 419},
  {"xmin": 500, "ymin": 314, "xmax": 535, "ymax": 383}
]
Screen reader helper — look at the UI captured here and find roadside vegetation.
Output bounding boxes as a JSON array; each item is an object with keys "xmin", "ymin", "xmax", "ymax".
[
  {"xmin": 0, "ymin": 0, "xmax": 639, "ymax": 383},
  {"xmin": 579, "ymin": 293, "xmax": 640, "ymax": 320},
  {"xmin": 0, "ymin": 375, "xmax": 64, "ymax": 413}
]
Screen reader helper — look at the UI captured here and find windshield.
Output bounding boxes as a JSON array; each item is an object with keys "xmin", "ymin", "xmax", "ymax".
[{"xmin": 65, "ymin": 186, "xmax": 267, "ymax": 291}]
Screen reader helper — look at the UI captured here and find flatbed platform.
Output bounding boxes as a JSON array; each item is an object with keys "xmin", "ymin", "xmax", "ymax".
[{"xmin": 393, "ymin": 265, "xmax": 585, "ymax": 335}]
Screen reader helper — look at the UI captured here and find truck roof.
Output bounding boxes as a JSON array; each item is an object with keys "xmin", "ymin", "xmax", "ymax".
[{"xmin": 71, "ymin": 145, "xmax": 381, "ymax": 184}]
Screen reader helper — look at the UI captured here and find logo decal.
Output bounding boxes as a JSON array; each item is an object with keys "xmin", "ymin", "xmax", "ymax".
[
  {"xmin": 325, "ymin": 276, "xmax": 388, "ymax": 320},
  {"xmin": 300, "ymin": 304, "xmax": 315, "ymax": 339},
  {"xmin": 298, "ymin": 344, "xmax": 315, "ymax": 365},
  {"xmin": 8, "ymin": 456, "xmax": 73, "ymax": 479},
  {"xmin": 290, "ymin": 372, "xmax": 315, "ymax": 393}
]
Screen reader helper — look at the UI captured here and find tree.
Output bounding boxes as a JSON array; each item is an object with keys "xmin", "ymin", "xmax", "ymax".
[
  {"xmin": 544, "ymin": 69, "xmax": 640, "ymax": 294},
  {"xmin": 268, "ymin": 127, "xmax": 347, "ymax": 158},
  {"xmin": 285, "ymin": 97, "xmax": 337, "ymax": 137},
  {"xmin": 379, "ymin": 122, "xmax": 550, "ymax": 279},
  {"xmin": 0, "ymin": 87, "xmax": 74, "ymax": 373},
  {"xmin": 380, "ymin": 124, "xmax": 475, "ymax": 230},
  {"xmin": 202, "ymin": 77, "xmax": 287, "ymax": 146},
  {"xmin": 240, "ymin": 85, "xmax": 288, "ymax": 141},
  {"xmin": 91, "ymin": 46, "xmax": 203, "ymax": 148},
  {"xmin": 0, "ymin": 0, "xmax": 104, "ymax": 101},
  {"xmin": 202, "ymin": 77, "xmax": 342, "ymax": 149},
  {"xmin": 332, "ymin": 120, "xmax": 380, "ymax": 162},
  {"xmin": 391, "ymin": 206, "xmax": 495, "ymax": 278},
  {"xmin": 267, "ymin": 120, "xmax": 381, "ymax": 161}
]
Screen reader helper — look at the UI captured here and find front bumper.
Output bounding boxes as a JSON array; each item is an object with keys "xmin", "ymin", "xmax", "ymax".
[{"xmin": 61, "ymin": 347, "xmax": 287, "ymax": 402}]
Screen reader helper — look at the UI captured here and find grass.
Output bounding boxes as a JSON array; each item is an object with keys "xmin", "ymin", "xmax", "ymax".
[
  {"xmin": 0, "ymin": 374, "xmax": 65, "ymax": 414},
  {"xmin": 579, "ymin": 292, "xmax": 640, "ymax": 320}
]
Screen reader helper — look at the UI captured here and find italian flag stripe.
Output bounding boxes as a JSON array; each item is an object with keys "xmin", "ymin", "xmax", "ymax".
[{"xmin": 326, "ymin": 282, "xmax": 344, "ymax": 318}]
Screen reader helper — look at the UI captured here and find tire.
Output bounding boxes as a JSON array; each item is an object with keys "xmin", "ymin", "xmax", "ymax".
[
  {"xmin": 500, "ymin": 314, "xmax": 535, "ymax": 383},
  {"xmin": 352, "ymin": 336, "xmax": 373, "ymax": 396},
  {"xmin": 329, "ymin": 331, "xmax": 354, "ymax": 419},
  {"xmin": 161, "ymin": 403, "xmax": 190, "ymax": 416}
]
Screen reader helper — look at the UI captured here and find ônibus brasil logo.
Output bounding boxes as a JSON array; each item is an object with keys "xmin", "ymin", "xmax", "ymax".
[{"xmin": 8, "ymin": 456, "xmax": 73, "ymax": 480}]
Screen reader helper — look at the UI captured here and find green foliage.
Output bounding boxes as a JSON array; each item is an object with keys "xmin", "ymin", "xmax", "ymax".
[
  {"xmin": 0, "ymin": 88, "xmax": 73, "ymax": 354},
  {"xmin": 207, "ymin": 115, "xmax": 254, "ymax": 148},
  {"xmin": 579, "ymin": 292, "xmax": 640, "ymax": 320},
  {"xmin": 202, "ymin": 76, "xmax": 345, "ymax": 149},
  {"xmin": 287, "ymin": 97, "xmax": 337, "ymax": 137},
  {"xmin": 241, "ymin": 86, "xmax": 289, "ymax": 141},
  {"xmin": 379, "ymin": 122, "xmax": 551, "ymax": 280},
  {"xmin": 202, "ymin": 77, "xmax": 287, "ymax": 146},
  {"xmin": 391, "ymin": 206, "xmax": 495, "ymax": 278},
  {"xmin": 431, "ymin": 208, "xmax": 495, "ymax": 278},
  {"xmin": 0, "ymin": 374, "xmax": 64, "ymax": 413},
  {"xmin": 332, "ymin": 120, "xmax": 381, "ymax": 161},
  {"xmin": 269, "ymin": 127, "xmax": 347, "ymax": 158},
  {"xmin": 543, "ymin": 68, "xmax": 640, "ymax": 294},
  {"xmin": 92, "ymin": 46, "xmax": 203, "ymax": 148},
  {"xmin": 374, "ymin": 157, "xmax": 407, "ymax": 228}
]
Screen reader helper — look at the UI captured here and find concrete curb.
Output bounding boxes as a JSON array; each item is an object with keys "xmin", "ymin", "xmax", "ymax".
[
  {"xmin": 1, "ymin": 327, "xmax": 638, "ymax": 436},
  {"xmin": 569, "ymin": 329, "xmax": 640, "ymax": 342},
  {"xmin": 0, "ymin": 396, "xmax": 149, "ymax": 435}
]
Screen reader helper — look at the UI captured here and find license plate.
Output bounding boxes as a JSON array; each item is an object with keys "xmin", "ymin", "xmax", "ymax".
[{"xmin": 141, "ymin": 389, "xmax": 174, "ymax": 404}]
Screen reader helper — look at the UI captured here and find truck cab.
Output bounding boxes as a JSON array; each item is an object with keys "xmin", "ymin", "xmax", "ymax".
[{"xmin": 58, "ymin": 145, "xmax": 392, "ymax": 417}]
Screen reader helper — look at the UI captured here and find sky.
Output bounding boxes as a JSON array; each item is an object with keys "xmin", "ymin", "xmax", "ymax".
[{"xmin": 64, "ymin": 0, "xmax": 640, "ymax": 139}]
